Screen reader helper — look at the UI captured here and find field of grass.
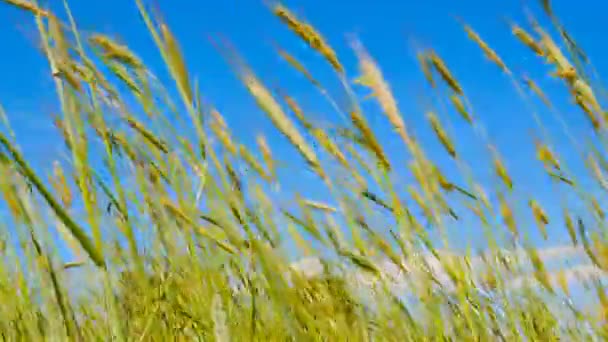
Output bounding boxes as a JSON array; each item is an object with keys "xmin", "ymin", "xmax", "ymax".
[{"xmin": 0, "ymin": 0, "xmax": 608, "ymax": 340}]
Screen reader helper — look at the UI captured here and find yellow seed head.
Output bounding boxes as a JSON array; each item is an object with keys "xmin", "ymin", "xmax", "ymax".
[
  {"xmin": 535, "ymin": 142, "xmax": 561, "ymax": 170},
  {"xmin": 463, "ymin": 24, "xmax": 508, "ymax": 73},
  {"xmin": 3, "ymin": 0, "xmax": 48, "ymax": 17},
  {"xmin": 511, "ymin": 25, "xmax": 544, "ymax": 56},
  {"xmin": 529, "ymin": 199, "xmax": 549, "ymax": 239},
  {"xmin": 450, "ymin": 95, "xmax": 473, "ymax": 123},
  {"xmin": 243, "ymin": 73, "xmax": 320, "ymax": 172},
  {"xmin": 563, "ymin": 209, "xmax": 577, "ymax": 245},
  {"xmin": 89, "ymin": 34, "xmax": 142, "ymax": 69},
  {"xmin": 427, "ymin": 112, "xmax": 457, "ymax": 158},
  {"xmin": 273, "ymin": 4, "xmax": 343, "ymax": 74},
  {"xmin": 428, "ymin": 51, "xmax": 463, "ymax": 95},
  {"xmin": 500, "ymin": 196, "xmax": 517, "ymax": 237},
  {"xmin": 493, "ymin": 153, "xmax": 513, "ymax": 190}
]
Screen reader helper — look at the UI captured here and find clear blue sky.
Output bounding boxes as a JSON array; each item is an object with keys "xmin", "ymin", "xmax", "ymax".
[{"xmin": 0, "ymin": 0, "xmax": 607, "ymax": 297}]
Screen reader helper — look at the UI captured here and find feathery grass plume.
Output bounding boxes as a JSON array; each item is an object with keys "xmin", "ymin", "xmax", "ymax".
[
  {"xmin": 302, "ymin": 200, "xmax": 337, "ymax": 213},
  {"xmin": 537, "ymin": 27, "xmax": 573, "ymax": 74},
  {"xmin": 408, "ymin": 186, "xmax": 435, "ymax": 225},
  {"xmin": 473, "ymin": 184, "xmax": 490, "ymax": 209},
  {"xmin": 89, "ymin": 34, "xmax": 142, "ymax": 69},
  {"xmin": 572, "ymin": 78, "xmax": 602, "ymax": 117},
  {"xmin": 311, "ymin": 128, "xmax": 346, "ymax": 166},
  {"xmin": 282, "ymin": 93, "xmax": 313, "ymax": 130},
  {"xmin": 417, "ymin": 52, "xmax": 436, "ymax": 88},
  {"xmin": 588, "ymin": 154, "xmax": 608, "ymax": 192},
  {"xmin": 499, "ymin": 195, "xmax": 517, "ymax": 237},
  {"xmin": 450, "ymin": 94, "xmax": 473, "ymax": 123},
  {"xmin": 349, "ymin": 110, "xmax": 391, "ymax": 171},
  {"xmin": 427, "ymin": 111, "xmax": 457, "ymax": 158},
  {"xmin": 591, "ymin": 197, "xmax": 605, "ymax": 220},
  {"xmin": 574, "ymin": 94, "xmax": 600, "ymax": 130},
  {"xmin": 69, "ymin": 60, "xmax": 95, "ymax": 85},
  {"xmin": 159, "ymin": 23, "xmax": 193, "ymax": 104},
  {"xmin": 555, "ymin": 269, "xmax": 569, "ymax": 296},
  {"xmin": 341, "ymin": 144, "xmax": 368, "ymax": 189},
  {"xmin": 539, "ymin": 28, "xmax": 603, "ymax": 116},
  {"xmin": 161, "ymin": 198, "xmax": 237, "ymax": 255},
  {"xmin": 510, "ymin": 22, "xmax": 544, "ymax": 57},
  {"xmin": 48, "ymin": 14, "xmax": 70, "ymax": 60},
  {"xmin": 256, "ymin": 134, "xmax": 276, "ymax": 180},
  {"xmin": 435, "ymin": 167, "xmax": 477, "ymax": 200},
  {"xmin": 339, "ymin": 249, "xmax": 380, "ymax": 276},
  {"xmin": 210, "ymin": 109, "xmax": 238, "ymax": 156},
  {"xmin": 52, "ymin": 62, "xmax": 82, "ymax": 92},
  {"xmin": 125, "ymin": 116, "xmax": 169, "ymax": 154},
  {"xmin": 273, "ymin": 4, "xmax": 344, "ymax": 74},
  {"xmin": 563, "ymin": 209, "xmax": 578, "ymax": 245},
  {"xmin": 241, "ymin": 71, "xmax": 322, "ymax": 176},
  {"xmin": 526, "ymin": 245, "xmax": 554, "ymax": 293},
  {"xmin": 50, "ymin": 161, "xmax": 72, "ymax": 208},
  {"xmin": 428, "ymin": 50, "xmax": 463, "ymax": 94},
  {"xmin": 523, "ymin": 75, "xmax": 552, "ymax": 108},
  {"xmin": 529, "ymin": 199, "xmax": 549, "ymax": 240},
  {"xmin": 460, "ymin": 20, "xmax": 509, "ymax": 73},
  {"xmin": 275, "ymin": 46, "xmax": 320, "ymax": 87},
  {"xmin": 535, "ymin": 140, "xmax": 560, "ymax": 171},
  {"xmin": 239, "ymin": 145, "xmax": 271, "ymax": 182},
  {"xmin": 491, "ymin": 148, "xmax": 513, "ymax": 190},
  {"xmin": 352, "ymin": 40, "xmax": 415, "ymax": 149},
  {"xmin": 0, "ymin": 170, "xmax": 27, "ymax": 222},
  {"xmin": 1, "ymin": 0, "xmax": 48, "ymax": 17},
  {"xmin": 540, "ymin": 0, "xmax": 553, "ymax": 17}
]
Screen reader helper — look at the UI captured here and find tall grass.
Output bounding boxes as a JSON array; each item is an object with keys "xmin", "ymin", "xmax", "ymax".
[{"xmin": 0, "ymin": 0, "xmax": 607, "ymax": 340}]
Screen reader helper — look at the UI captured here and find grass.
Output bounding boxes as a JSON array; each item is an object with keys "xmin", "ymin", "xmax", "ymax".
[{"xmin": 0, "ymin": 0, "xmax": 607, "ymax": 340}]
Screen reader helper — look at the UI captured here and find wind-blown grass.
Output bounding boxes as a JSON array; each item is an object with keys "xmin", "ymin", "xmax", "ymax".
[{"xmin": 0, "ymin": 0, "xmax": 607, "ymax": 340}]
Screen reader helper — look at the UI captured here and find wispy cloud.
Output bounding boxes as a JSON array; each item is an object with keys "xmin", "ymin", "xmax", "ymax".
[{"xmin": 290, "ymin": 244, "xmax": 603, "ymax": 297}]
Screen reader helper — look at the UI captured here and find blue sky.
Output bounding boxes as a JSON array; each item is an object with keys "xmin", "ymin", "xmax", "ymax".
[{"xmin": 0, "ymin": 0, "xmax": 607, "ymax": 304}]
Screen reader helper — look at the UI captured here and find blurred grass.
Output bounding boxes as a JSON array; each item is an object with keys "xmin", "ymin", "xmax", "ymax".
[{"xmin": 0, "ymin": 0, "xmax": 607, "ymax": 340}]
